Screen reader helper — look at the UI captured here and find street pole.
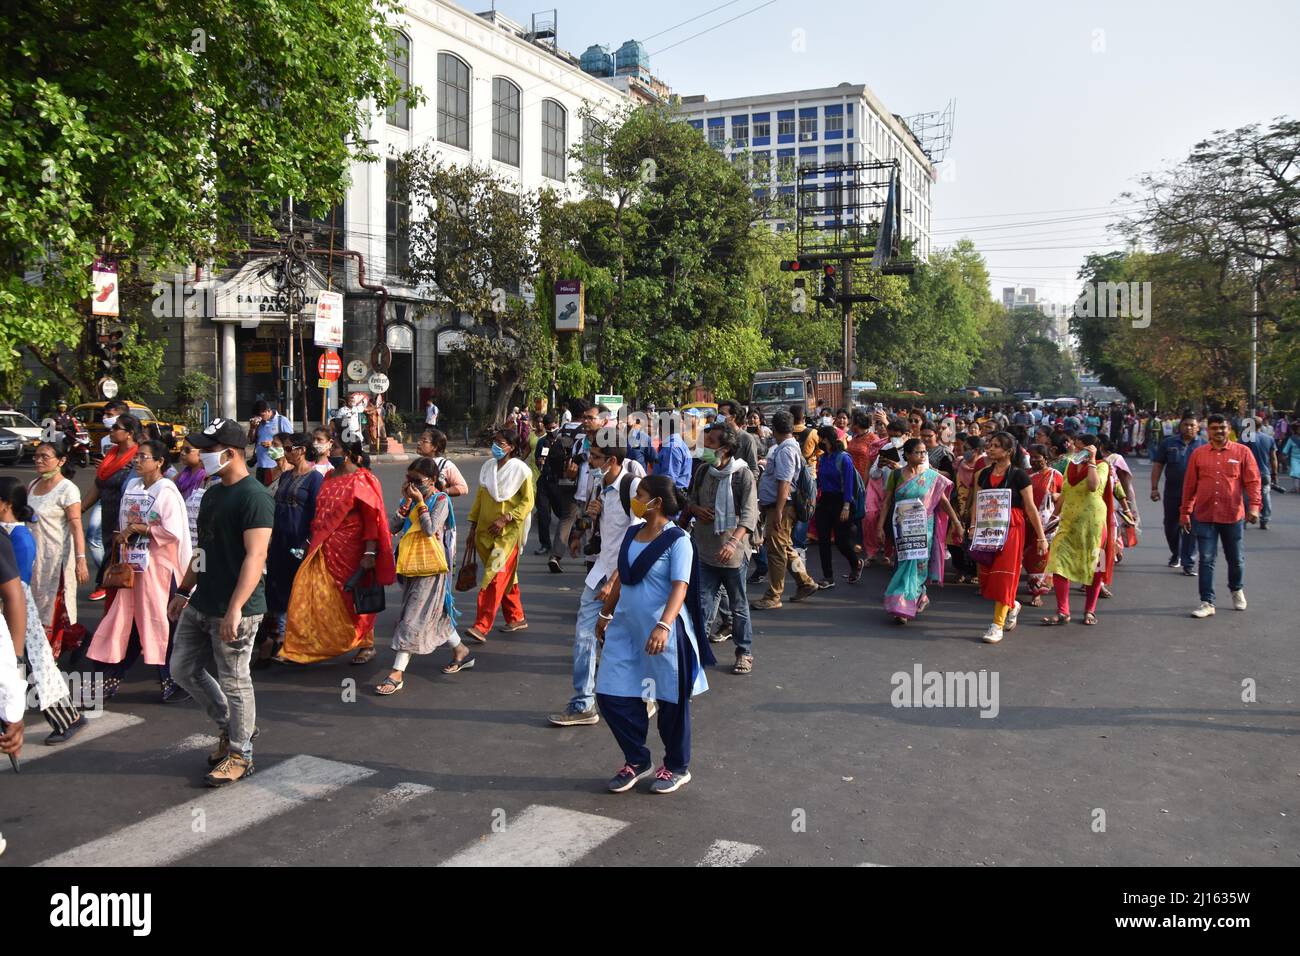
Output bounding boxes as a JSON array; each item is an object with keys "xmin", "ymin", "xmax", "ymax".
[
  {"xmin": 841, "ymin": 258, "xmax": 853, "ymax": 395},
  {"xmin": 1249, "ymin": 258, "xmax": 1259, "ymax": 416}
]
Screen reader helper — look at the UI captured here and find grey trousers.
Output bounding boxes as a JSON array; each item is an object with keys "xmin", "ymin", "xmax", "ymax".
[{"xmin": 170, "ymin": 606, "xmax": 260, "ymax": 757}]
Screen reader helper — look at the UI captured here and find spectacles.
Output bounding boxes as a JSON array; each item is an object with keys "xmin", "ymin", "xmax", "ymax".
[{"xmin": 33, "ymin": 453, "xmax": 57, "ymax": 461}]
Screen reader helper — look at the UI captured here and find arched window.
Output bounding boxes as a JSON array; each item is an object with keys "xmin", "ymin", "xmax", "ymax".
[
  {"xmin": 541, "ymin": 99, "xmax": 566, "ymax": 181},
  {"xmin": 386, "ymin": 31, "xmax": 411, "ymax": 129},
  {"xmin": 492, "ymin": 78, "xmax": 520, "ymax": 167},
  {"xmin": 438, "ymin": 52, "xmax": 470, "ymax": 150}
]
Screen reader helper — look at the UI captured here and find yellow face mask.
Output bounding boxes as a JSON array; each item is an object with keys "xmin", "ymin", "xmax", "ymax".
[{"xmin": 630, "ymin": 497, "xmax": 657, "ymax": 519}]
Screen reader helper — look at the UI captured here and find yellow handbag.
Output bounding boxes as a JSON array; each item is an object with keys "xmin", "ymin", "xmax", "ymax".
[{"xmin": 395, "ymin": 500, "xmax": 449, "ymax": 577}]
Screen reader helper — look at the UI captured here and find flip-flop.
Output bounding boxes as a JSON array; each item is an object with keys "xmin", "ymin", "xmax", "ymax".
[
  {"xmin": 375, "ymin": 676, "xmax": 404, "ymax": 695},
  {"xmin": 1040, "ymin": 614, "xmax": 1071, "ymax": 626},
  {"xmin": 442, "ymin": 655, "xmax": 476, "ymax": 674}
]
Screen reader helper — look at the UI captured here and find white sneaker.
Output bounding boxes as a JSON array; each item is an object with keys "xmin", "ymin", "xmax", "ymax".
[
  {"xmin": 1005, "ymin": 601, "xmax": 1023, "ymax": 631},
  {"xmin": 1231, "ymin": 589, "xmax": 1247, "ymax": 611},
  {"xmin": 981, "ymin": 624, "xmax": 1004, "ymax": 644},
  {"xmin": 1191, "ymin": 601, "xmax": 1216, "ymax": 619}
]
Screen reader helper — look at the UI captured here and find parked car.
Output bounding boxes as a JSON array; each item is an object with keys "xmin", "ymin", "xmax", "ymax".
[
  {"xmin": 0, "ymin": 410, "xmax": 41, "ymax": 459},
  {"xmin": 73, "ymin": 401, "xmax": 189, "ymax": 459},
  {"xmin": 0, "ymin": 427, "xmax": 26, "ymax": 465}
]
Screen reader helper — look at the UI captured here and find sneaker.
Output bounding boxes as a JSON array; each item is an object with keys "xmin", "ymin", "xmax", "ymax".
[
  {"xmin": 1259, "ymin": 521, "xmax": 1268, "ymax": 530},
  {"xmin": 1191, "ymin": 601, "xmax": 1216, "ymax": 619},
  {"xmin": 1181, "ymin": 565, "xmax": 1196, "ymax": 576},
  {"xmin": 817, "ymin": 579, "xmax": 836, "ymax": 590},
  {"xmin": 547, "ymin": 557, "xmax": 562, "ymax": 574},
  {"xmin": 1167, "ymin": 554, "xmax": 1181, "ymax": 569},
  {"xmin": 44, "ymin": 714, "xmax": 88, "ymax": 746},
  {"xmin": 748, "ymin": 568, "xmax": 766, "ymax": 585},
  {"xmin": 708, "ymin": 626, "xmax": 732, "ymax": 644},
  {"xmin": 791, "ymin": 583, "xmax": 818, "ymax": 603},
  {"xmin": 981, "ymin": 624, "xmax": 1004, "ymax": 644},
  {"xmin": 533, "ymin": 546, "xmax": 550, "ymax": 555},
  {"xmin": 88, "ymin": 588, "xmax": 107, "ymax": 602},
  {"xmin": 205, "ymin": 752, "xmax": 253, "ymax": 787},
  {"xmin": 498, "ymin": 620, "xmax": 529, "ymax": 633},
  {"xmin": 1004, "ymin": 601, "xmax": 1023, "ymax": 631},
  {"xmin": 650, "ymin": 766, "xmax": 692, "ymax": 794},
  {"xmin": 607, "ymin": 762, "xmax": 653, "ymax": 793},
  {"xmin": 750, "ymin": 597, "xmax": 782, "ymax": 610},
  {"xmin": 1231, "ymin": 589, "xmax": 1247, "ymax": 611},
  {"xmin": 548, "ymin": 707, "xmax": 599, "ymax": 727}
]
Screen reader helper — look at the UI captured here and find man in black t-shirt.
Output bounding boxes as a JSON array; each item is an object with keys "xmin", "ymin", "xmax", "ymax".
[{"xmin": 167, "ymin": 418, "xmax": 274, "ymax": 787}]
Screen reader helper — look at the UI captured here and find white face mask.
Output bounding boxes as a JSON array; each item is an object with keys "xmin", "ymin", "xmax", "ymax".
[
  {"xmin": 102, "ymin": 415, "xmax": 118, "ymax": 429},
  {"xmin": 313, "ymin": 442, "xmax": 331, "ymax": 455},
  {"xmin": 200, "ymin": 449, "xmax": 230, "ymax": 476}
]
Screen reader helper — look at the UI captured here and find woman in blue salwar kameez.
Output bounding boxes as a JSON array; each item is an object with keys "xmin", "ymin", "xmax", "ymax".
[{"xmin": 594, "ymin": 475, "xmax": 714, "ymax": 795}]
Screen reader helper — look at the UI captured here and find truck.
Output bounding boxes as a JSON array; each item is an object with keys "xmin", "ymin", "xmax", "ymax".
[{"xmin": 750, "ymin": 368, "xmax": 844, "ymax": 421}]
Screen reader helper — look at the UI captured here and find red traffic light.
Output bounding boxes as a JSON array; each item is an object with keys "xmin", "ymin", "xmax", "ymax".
[
  {"xmin": 822, "ymin": 264, "xmax": 836, "ymax": 278},
  {"xmin": 780, "ymin": 260, "xmax": 802, "ymax": 271}
]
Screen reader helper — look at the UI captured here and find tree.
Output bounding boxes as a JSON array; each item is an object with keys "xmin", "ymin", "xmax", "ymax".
[{"xmin": 0, "ymin": 0, "xmax": 408, "ymax": 394}]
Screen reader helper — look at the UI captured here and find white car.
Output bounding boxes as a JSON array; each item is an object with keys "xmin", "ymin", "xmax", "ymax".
[{"xmin": 0, "ymin": 410, "xmax": 41, "ymax": 460}]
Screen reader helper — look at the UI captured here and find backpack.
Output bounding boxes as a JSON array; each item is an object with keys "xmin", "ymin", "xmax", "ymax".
[
  {"xmin": 615, "ymin": 470, "xmax": 635, "ymax": 517},
  {"xmin": 792, "ymin": 454, "xmax": 816, "ymax": 522},
  {"xmin": 849, "ymin": 461, "xmax": 868, "ymax": 522}
]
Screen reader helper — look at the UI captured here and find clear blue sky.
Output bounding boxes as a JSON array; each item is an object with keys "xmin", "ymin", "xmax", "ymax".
[{"xmin": 485, "ymin": 0, "xmax": 1300, "ymax": 303}]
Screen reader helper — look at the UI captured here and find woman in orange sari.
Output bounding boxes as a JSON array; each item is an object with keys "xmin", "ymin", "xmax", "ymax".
[{"xmin": 280, "ymin": 439, "xmax": 395, "ymax": 664}]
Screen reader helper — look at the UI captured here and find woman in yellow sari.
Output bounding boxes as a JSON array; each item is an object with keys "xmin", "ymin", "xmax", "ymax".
[
  {"xmin": 1041, "ymin": 434, "xmax": 1111, "ymax": 625},
  {"xmin": 281, "ymin": 439, "xmax": 395, "ymax": 664},
  {"xmin": 462, "ymin": 428, "xmax": 533, "ymax": 643}
]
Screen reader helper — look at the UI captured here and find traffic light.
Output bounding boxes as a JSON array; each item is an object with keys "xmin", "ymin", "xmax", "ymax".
[
  {"xmin": 881, "ymin": 260, "xmax": 917, "ymax": 275},
  {"xmin": 97, "ymin": 323, "xmax": 126, "ymax": 375},
  {"xmin": 815, "ymin": 263, "xmax": 837, "ymax": 306},
  {"xmin": 779, "ymin": 256, "xmax": 821, "ymax": 273}
]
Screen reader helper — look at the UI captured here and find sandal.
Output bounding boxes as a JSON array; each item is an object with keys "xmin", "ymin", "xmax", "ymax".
[
  {"xmin": 1083, "ymin": 612, "xmax": 1098, "ymax": 625},
  {"xmin": 732, "ymin": 655, "xmax": 753, "ymax": 675},
  {"xmin": 1040, "ymin": 614, "xmax": 1071, "ymax": 626},
  {"xmin": 375, "ymin": 675, "xmax": 404, "ymax": 695},
  {"xmin": 464, "ymin": 626, "xmax": 488, "ymax": 644},
  {"xmin": 442, "ymin": 654, "xmax": 476, "ymax": 674},
  {"xmin": 1028, "ymin": 594, "xmax": 1043, "ymax": 607},
  {"xmin": 351, "ymin": 646, "xmax": 377, "ymax": 665}
]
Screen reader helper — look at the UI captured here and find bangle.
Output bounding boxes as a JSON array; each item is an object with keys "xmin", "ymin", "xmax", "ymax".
[
  {"xmin": 76, "ymin": 554, "xmax": 86, "ymax": 559},
  {"xmin": 653, "ymin": 621, "xmax": 671, "ymax": 633},
  {"xmin": 598, "ymin": 612, "xmax": 613, "ymax": 622},
  {"xmin": 364, "ymin": 550, "xmax": 377, "ymax": 556}
]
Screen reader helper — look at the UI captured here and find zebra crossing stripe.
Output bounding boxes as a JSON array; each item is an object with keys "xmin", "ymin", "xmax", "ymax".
[
  {"xmin": 697, "ymin": 839, "xmax": 763, "ymax": 867},
  {"xmin": 279, "ymin": 782, "xmax": 435, "ymax": 863},
  {"xmin": 35, "ymin": 754, "xmax": 375, "ymax": 867},
  {"xmin": 0, "ymin": 711, "xmax": 144, "ymax": 772},
  {"xmin": 439, "ymin": 804, "xmax": 629, "ymax": 867}
]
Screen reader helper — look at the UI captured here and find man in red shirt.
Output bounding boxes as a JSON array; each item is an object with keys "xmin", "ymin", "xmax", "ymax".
[{"xmin": 1180, "ymin": 414, "xmax": 1262, "ymax": 618}]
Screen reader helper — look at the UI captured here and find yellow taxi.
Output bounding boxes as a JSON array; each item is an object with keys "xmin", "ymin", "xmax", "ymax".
[{"xmin": 73, "ymin": 401, "xmax": 189, "ymax": 459}]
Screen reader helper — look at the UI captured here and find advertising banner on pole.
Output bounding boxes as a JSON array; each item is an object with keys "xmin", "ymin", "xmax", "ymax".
[{"xmin": 314, "ymin": 291, "xmax": 344, "ymax": 347}]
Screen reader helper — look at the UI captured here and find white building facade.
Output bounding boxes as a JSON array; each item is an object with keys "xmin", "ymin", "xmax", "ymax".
[{"xmin": 675, "ymin": 82, "xmax": 935, "ymax": 261}]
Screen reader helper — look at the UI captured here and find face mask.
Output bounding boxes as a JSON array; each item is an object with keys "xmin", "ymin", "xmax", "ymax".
[
  {"xmin": 200, "ymin": 449, "xmax": 229, "ymax": 475},
  {"xmin": 630, "ymin": 497, "xmax": 657, "ymax": 520},
  {"xmin": 699, "ymin": 448, "xmax": 718, "ymax": 465},
  {"xmin": 313, "ymin": 442, "xmax": 331, "ymax": 455},
  {"xmin": 328, "ymin": 456, "xmax": 345, "ymax": 469},
  {"xmin": 820, "ymin": 416, "xmax": 833, "ymax": 427},
  {"xmin": 268, "ymin": 446, "xmax": 285, "ymax": 461},
  {"xmin": 102, "ymin": 415, "xmax": 118, "ymax": 429},
  {"xmin": 747, "ymin": 426, "xmax": 759, "ymax": 434},
  {"xmin": 491, "ymin": 444, "xmax": 507, "ymax": 461}
]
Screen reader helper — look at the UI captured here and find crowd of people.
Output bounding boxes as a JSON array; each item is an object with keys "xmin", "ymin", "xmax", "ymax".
[{"xmin": 0, "ymin": 393, "xmax": 1285, "ymax": 796}]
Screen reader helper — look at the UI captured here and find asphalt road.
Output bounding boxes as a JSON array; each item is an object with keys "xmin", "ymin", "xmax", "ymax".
[{"xmin": 1, "ymin": 454, "xmax": 1296, "ymax": 867}]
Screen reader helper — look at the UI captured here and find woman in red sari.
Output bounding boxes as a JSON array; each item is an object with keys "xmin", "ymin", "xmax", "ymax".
[
  {"xmin": 968, "ymin": 432, "xmax": 1049, "ymax": 644},
  {"xmin": 280, "ymin": 439, "xmax": 395, "ymax": 665}
]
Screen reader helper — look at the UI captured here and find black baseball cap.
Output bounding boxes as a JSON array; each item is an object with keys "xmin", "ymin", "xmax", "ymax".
[{"xmin": 189, "ymin": 417, "xmax": 246, "ymax": 449}]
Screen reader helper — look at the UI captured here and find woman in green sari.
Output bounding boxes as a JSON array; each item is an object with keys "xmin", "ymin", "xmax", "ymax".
[{"xmin": 879, "ymin": 439, "xmax": 964, "ymax": 624}]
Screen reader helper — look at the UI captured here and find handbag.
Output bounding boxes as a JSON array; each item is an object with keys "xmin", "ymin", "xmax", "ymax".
[
  {"xmin": 395, "ymin": 506, "xmax": 449, "ymax": 577},
  {"xmin": 103, "ymin": 545, "xmax": 136, "ymax": 590},
  {"xmin": 455, "ymin": 547, "xmax": 479, "ymax": 592},
  {"xmin": 344, "ymin": 568, "xmax": 386, "ymax": 615}
]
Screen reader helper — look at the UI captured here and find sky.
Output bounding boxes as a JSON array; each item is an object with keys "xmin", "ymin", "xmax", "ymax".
[{"xmin": 483, "ymin": 0, "xmax": 1300, "ymax": 304}]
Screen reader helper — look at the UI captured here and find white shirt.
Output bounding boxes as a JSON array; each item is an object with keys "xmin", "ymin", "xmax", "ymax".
[
  {"xmin": 0, "ymin": 614, "xmax": 25, "ymax": 723},
  {"xmin": 584, "ymin": 470, "xmax": 643, "ymax": 591},
  {"xmin": 425, "ymin": 404, "xmax": 439, "ymax": 425}
]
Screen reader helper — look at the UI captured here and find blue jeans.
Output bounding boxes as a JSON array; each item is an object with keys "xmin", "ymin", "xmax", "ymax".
[
  {"xmin": 699, "ymin": 560, "xmax": 753, "ymax": 657},
  {"xmin": 86, "ymin": 501, "xmax": 104, "ymax": 569},
  {"xmin": 569, "ymin": 584, "xmax": 603, "ymax": 713},
  {"xmin": 1192, "ymin": 519, "xmax": 1244, "ymax": 606},
  {"xmin": 792, "ymin": 519, "xmax": 809, "ymax": 550},
  {"xmin": 1247, "ymin": 480, "xmax": 1271, "ymax": 524}
]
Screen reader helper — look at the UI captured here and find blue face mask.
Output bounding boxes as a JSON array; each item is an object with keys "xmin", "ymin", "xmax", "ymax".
[{"xmin": 491, "ymin": 444, "xmax": 507, "ymax": 461}]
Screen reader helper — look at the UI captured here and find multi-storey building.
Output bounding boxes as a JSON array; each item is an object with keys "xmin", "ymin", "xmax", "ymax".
[{"xmin": 673, "ymin": 83, "xmax": 935, "ymax": 260}]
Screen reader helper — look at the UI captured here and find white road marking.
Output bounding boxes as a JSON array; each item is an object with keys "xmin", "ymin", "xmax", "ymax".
[
  {"xmin": 0, "ymin": 711, "xmax": 143, "ymax": 772},
  {"xmin": 439, "ymin": 804, "xmax": 628, "ymax": 867},
  {"xmin": 35, "ymin": 755, "xmax": 375, "ymax": 867},
  {"xmin": 158, "ymin": 734, "xmax": 219, "ymax": 759},
  {"xmin": 697, "ymin": 839, "xmax": 764, "ymax": 867}
]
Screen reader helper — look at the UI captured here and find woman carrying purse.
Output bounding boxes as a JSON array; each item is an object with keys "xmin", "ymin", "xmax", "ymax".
[{"xmin": 375, "ymin": 458, "xmax": 471, "ymax": 695}]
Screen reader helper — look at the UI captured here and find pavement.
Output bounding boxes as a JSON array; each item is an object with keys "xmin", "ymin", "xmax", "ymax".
[{"xmin": 0, "ymin": 455, "xmax": 1295, "ymax": 867}]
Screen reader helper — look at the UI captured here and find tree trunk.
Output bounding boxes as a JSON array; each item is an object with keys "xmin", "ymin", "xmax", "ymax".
[{"xmin": 491, "ymin": 370, "xmax": 521, "ymax": 426}]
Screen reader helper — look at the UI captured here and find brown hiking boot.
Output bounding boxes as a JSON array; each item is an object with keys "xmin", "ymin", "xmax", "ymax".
[
  {"xmin": 205, "ymin": 752, "xmax": 254, "ymax": 787},
  {"xmin": 207, "ymin": 727, "xmax": 259, "ymax": 766},
  {"xmin": 750, "ymin": 597, "xmax": 782, "ymax": 610},
  {"xmin": 791, "ymin": 583, "xmax": 819, "ymax": 602}
]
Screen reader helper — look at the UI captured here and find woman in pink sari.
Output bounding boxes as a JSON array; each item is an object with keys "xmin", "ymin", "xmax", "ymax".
[
  {"xmin": 281, "ymin": 438, "xmax": 395, "ymax": 664},
  {"xmin": 87, "ymin": 439, "xmax": 192, "ymax": 701},
  {"xmin": 879, "ymin": 440, "xmax": 963, "ymax": 623},
  {"xmin": 860, "ymin": 413, "xmax": 900, "ymax": 566}
]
